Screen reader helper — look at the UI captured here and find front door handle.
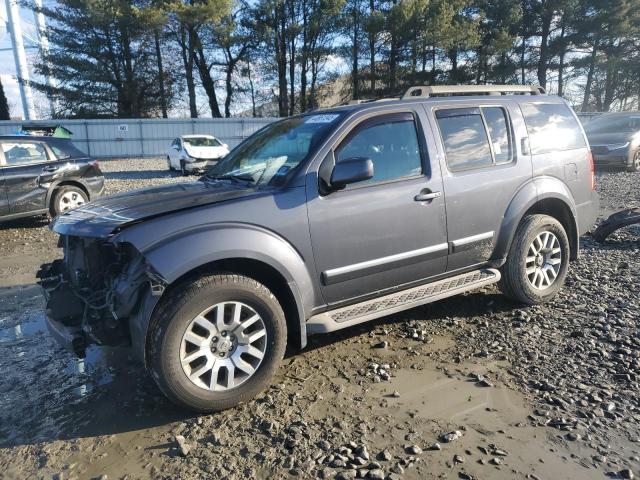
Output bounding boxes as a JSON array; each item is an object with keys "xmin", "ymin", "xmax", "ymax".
[
  {"xmin": 414, "ymin": 190, "xmax": 442, "ymax": 202},
  {"xmin": 42, "ymin": 165, "xmax": 57, "ymax": 172}
]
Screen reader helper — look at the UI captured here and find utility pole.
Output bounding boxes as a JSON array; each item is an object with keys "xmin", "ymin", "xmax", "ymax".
[
  {"xmin": 33, "ymin": 0, "xmax": 55, "ymax": 117},
  {"xmin": 5, "ymin": 0, "xmax": 36, "ymax": 120}
]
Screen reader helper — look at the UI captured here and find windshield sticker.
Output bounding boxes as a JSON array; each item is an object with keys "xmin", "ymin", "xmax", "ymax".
[{"xmin": 304, "ymin": 114, "xmax": 340, "ymax": 124}]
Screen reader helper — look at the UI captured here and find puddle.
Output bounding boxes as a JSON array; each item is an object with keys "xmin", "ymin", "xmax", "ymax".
[{"xmin": 0, "ymin": 286, "xmax": 164, "ymax": 447}]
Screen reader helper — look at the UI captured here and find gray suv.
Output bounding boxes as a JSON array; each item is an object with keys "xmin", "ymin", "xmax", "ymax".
[{"xmin": 38, "ymin": 85, "xmax": 599, "ymax": 411}]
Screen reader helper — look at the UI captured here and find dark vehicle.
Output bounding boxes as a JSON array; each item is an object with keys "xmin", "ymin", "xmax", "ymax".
[
  {"xmin": 39, "ymin": 85, "xmax": 598, "ymax": 411},
  {"xmin": 584, "ymin": 112, "xmax": 640, "ymax": 171},
  {"xmin": 0, "ymin": 136, "xmax": 104, "ymax": 222}
]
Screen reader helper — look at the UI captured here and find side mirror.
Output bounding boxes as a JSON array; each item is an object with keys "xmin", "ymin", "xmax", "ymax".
[
  {"xmin": 173, "ymin": 145, "xmax": 180, "ymax": 151},
  {"xmin": 330, "ymin": 157, "xmax": 374, "ymax": 189}
]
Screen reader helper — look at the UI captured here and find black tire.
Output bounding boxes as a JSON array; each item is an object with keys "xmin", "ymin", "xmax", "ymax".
[
  {"xmin": 167, "ymin": 156, "xmax": 174, "ymax": 171},
  {"xmin": 148, "ymin": 273, "xmax": 287, "ymax": 412},
  {"xmin": 628, "ymin": 150, "xmax": 640, "ymax": 172},
  {"xmin": 499, "ymin": 214, "xmax": 570, "ymax": 305},
  {"xmin": 50, "ymin": 185, "xmax": 88, "ymax": 217},
  {"xmin": 180, "ymin": 160, "xmax": 188, "ymax": 176}
]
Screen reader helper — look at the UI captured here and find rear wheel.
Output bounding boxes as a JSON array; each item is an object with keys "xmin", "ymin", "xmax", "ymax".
[
  {"xmin": 167, "ymin": 156, "xmax": 174, "ymax": 171},
  {"xmin": 148, "ymin": 273, "xmax": 287, "ymax": 412},
  {"xmin": 499, "ymin": 214, "xmax": 570, "ymax": 305},
  {"xmin": 51, "ymin": 185, "xmax": 88, "ymax": 217},
  {"xmin": 628, "ymin": 150, "xmax": 640, "ymax": 172}
]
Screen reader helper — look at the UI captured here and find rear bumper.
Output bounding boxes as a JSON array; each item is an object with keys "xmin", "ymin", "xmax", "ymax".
[
  {"xmin": 85, "ymin": 175, "xmax": 106, "ymax": 198},
  {"xmin": 576, "ymin": 190, "xmax": 600, "ymax": 236}
]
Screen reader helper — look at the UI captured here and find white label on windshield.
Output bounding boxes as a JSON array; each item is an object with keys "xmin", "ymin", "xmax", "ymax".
[
  {"xmin": 305, "ymin": 114, "xmax": 340, "ymax": 124},
  {"xmin": 493, "ymin": 142, "xmax": 502, "ymax": 155}
]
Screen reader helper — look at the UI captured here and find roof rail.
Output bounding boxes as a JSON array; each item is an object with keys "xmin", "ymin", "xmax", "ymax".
[{"xmin": 402, "ymin": 84, "xmax": 546, "ymax": 99}]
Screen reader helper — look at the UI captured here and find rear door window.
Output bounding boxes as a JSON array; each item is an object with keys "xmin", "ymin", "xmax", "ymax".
[
  {"xmin": 520, "ymin": 103, "xmax": 586, "ymax": 154},
  {"xmin": 1, "ymin": 142, "xmax": 49, "ymax": 166},
  {"xmin": 436, "ymin": 106, "xmax": 514, "ymax": 171}
]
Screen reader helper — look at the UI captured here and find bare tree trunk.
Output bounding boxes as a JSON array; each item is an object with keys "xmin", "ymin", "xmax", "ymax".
[
  {"xmin": 351, "ymin": 5, "xmax": 360, "ymax": 100},
  {"xmin": 154, "ymin": 29, "xmax": 168, "ymax": 118},
  {"xmin": 537, "ymin": 7, "xmax": 552, "ymax": 89},
  {"xmin": 581, "ymin": 44, "xmax": 598, "ymax": 112},
  {"xmin": 557, "ymin": 16, "xmax": 567, "ymax": 97},
  {"xmin": 180, "ymin": 25, "xmax": 198, "ymax": 118}
]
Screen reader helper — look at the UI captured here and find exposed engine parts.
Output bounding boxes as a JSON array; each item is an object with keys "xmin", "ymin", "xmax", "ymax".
[{"xmin": 37, "ymin": 236, "xmax": 164, "ymax": 356}]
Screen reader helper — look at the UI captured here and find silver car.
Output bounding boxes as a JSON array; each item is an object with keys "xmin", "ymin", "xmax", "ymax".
[{"xmin": 584, "ymin": 112, "xmax": 640, "ymax": 172}]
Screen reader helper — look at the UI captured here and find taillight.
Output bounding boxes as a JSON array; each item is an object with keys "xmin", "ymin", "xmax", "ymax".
[
  {"xmin": 89, "ymin": 159, "xmax": 100, "ymax": 168},
  {"xmin": 588, "ymin": 151, "xmax": 595, "ymax": 190}
]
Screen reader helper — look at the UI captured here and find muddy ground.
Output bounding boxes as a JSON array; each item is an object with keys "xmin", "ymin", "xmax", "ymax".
[{"xmin": 0, "ymin": 158, "xmax": 638, "ymax": 480}]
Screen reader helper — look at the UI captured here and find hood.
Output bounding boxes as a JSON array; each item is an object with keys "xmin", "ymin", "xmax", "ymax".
[
  {"xmin": 51, "ymin": 180, "xmax": 258, "ymax": 238},
  {"xmin": 184, "ymin": 144, "xmax": 228, "ymax": 159},
  {"xmin": 585, "ymin": 131, "xmax": 635, "ymax": 146}
]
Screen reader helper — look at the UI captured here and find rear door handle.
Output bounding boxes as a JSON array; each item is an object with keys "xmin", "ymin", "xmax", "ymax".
[{"xmin": 414, "ymin": 190, "xmax": 442, "ymax": 202}]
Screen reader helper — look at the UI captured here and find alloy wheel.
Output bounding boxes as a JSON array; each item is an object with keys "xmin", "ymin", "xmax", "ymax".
[
  {"xmin": 58, "ymin": 191, "xmax": 86, "ymax": 212},
  {"xmin": 180, "ymin": 301, "xmax": 267, "ymax": 391},
  {"xmin": 525, "ymin": 231, "xmax": 562, "ymax": 290}
]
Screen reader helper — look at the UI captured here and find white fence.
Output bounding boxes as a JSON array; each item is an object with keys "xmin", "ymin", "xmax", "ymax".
[{"xmin": 0, "ymin": 118, "xmax": 276, "ymax": 158}]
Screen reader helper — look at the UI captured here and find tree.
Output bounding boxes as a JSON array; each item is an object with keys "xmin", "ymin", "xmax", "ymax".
[
  {"xmin": 33, "ymin": 0, "xmax": 175, "ymax": 118},
  {"xmin": 0, "ymin": 77, "xmax": 9, "ymax": 120}
]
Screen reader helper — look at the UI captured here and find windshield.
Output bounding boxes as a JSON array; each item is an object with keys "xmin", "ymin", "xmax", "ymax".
[
  {"xmin": 585, "ymin": 115, "xmax": 640, "ymax": 134},
  {"xmin": 184, "ymin": 137, "xmax": 222, "ymax": 147},
  {"xmin": 203, "ymin": 113, "xmax": 344, "ymax": 187}
]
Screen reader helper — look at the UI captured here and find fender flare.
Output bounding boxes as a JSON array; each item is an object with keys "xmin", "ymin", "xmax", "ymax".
[
  {"xmin": 116, "ymin": 223, "xmax": 316, "ymax": 362},
  {"xmin": 493, "ymin": 176, "xmax": 579, "ymax": 262}
]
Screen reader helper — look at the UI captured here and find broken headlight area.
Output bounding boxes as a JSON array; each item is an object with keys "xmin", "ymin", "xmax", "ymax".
[{"xmin": 37, "ymin": 236, "xmax": 165, "ymax": 357}]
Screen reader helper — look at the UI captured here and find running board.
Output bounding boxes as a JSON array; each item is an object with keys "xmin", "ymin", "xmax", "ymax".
[{"xmin": 307, "ymin": 268, "xmax": 501, "ymax": 334}]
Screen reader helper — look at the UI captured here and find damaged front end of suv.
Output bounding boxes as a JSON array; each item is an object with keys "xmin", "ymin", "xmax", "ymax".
[{"xmin": 37, "ymin": 235, "xmax": 166, "ymax": 358}]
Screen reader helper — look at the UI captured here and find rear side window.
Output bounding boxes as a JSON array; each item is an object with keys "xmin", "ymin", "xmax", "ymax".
[
  {"xmin": 521, "ymin": 103, "xmax": 586, "ymax": 154},
  {"xmin": 435, "ymin": 106, "xmax": 513, "ymax": 171},
  {"xmin": 1, "ymin": 142, "xmax": 49, "ymax": 165}
]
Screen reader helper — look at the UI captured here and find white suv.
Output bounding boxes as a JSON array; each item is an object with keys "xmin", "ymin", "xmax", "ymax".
[{"xmin": 168, "ymin": 135, "xmax": 230, "ymax": 175}]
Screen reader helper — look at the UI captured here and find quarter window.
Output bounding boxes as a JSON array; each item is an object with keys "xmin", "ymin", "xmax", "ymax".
[
  {"xmin": 436, "ymin": 107, "xmax": 513, "ymax": 171},
  {"xmin": 482, "ymin": 107, "xmax": 512, "ymax": 163},
  {"xmin": 1, "ymin": 142, "xmax": 49, "ymax": 166},
  {"xmin": 520, "ymin": 103, "xmax": 586, "ymax": 154},
  {"xmin": 337, "ymin": 114, "xmax": 422, "ymax": 184}
]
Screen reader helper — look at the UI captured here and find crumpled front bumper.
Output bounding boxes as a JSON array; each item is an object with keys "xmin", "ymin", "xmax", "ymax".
[{"xmin": 37, "ymin": 260, "xmax": 87, "ymax": 357}]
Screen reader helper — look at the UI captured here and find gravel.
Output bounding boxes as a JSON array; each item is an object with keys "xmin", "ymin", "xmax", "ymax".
[{"xmin": 0, "ymin": 159, "xmax": 638, "ymax": 479}]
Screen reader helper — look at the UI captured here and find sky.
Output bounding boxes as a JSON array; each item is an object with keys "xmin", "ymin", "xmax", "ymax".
[{"xmin": 0, "ymin": 1, "xmax": 45, "ymax": 120}]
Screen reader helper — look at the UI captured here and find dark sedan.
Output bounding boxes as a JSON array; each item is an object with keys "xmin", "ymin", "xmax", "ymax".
[
  {"xmin": 0, "ymin": 135, "xmax": 105, "ymax": 222},
  {"xmin": 584, "ymin": 113, "xmax": 640, "ymax": 172}
]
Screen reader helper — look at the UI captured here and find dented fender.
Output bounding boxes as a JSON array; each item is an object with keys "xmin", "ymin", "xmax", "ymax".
[{"xmin": 114, "ymin": 222, "xmax": 316, "ymax": 362}]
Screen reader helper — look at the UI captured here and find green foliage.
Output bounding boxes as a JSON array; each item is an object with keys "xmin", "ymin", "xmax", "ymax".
[
  {"xmin": 31, "ymin": 0, "xmax": 640, "ymax": 117},
  {"xmin": 0, "ymin": 77, "xmax": 9, "ymax": 120}
]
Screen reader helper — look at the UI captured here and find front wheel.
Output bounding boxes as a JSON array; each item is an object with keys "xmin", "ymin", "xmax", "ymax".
[
  {"xmin": 148, "ymin": 274, "xmax": 287, "ymax": 412},
  {"xmin": 180, "ymin": 160, "xmax": 188, "ymax": 176},
  {"xmin": 499, "ymin": 214, "xmax": 570, "ymax": 305}
]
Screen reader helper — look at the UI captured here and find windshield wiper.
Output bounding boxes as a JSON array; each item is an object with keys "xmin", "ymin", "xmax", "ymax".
[{"xmin": 204, "ymin": 173, "xmax": 255, "ymax": 185}]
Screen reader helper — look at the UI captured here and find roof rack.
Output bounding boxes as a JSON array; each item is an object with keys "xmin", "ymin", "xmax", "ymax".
[{"xmin": 402, "ymin": 84, "xmax": 546, "ymax": 99}]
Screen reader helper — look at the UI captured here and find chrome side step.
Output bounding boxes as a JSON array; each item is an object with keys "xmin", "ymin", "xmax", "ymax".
[{"xmin": 307, "ymin": 268, "xmax": 501, "ymax": 334}]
